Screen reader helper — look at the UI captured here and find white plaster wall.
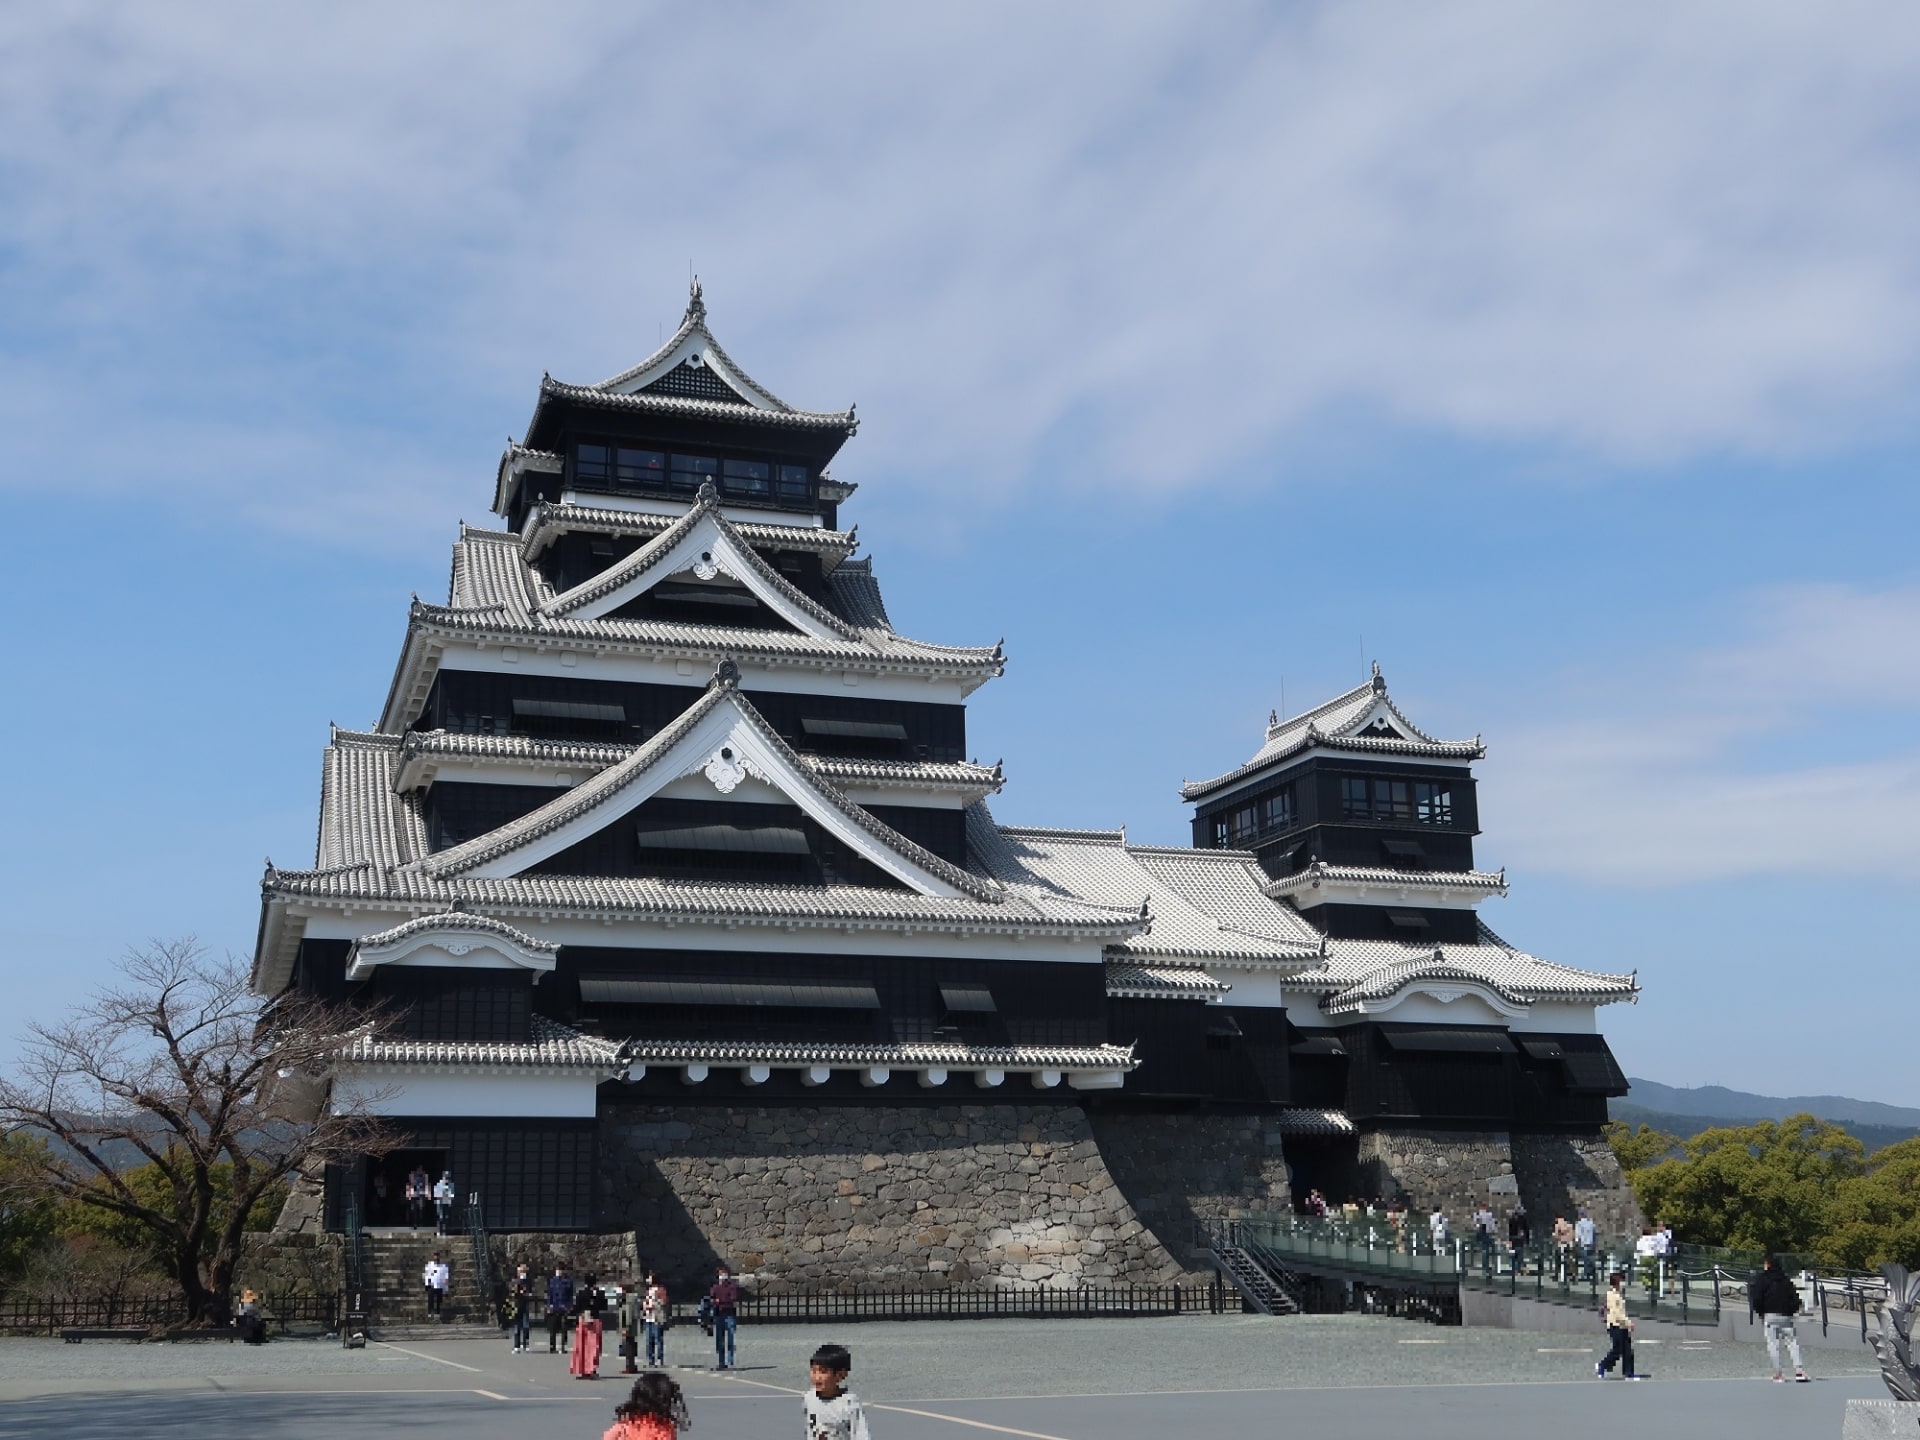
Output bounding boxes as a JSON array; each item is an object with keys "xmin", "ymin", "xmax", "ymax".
[{"xmin": 334, "ymin": 1069, "xmax": 599, "ymax": 1118}]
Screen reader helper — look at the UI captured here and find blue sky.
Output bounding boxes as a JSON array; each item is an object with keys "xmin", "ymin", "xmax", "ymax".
[{"xmin": 2, "ymin": 3, "xmax": 1917, "ymax": 1102}]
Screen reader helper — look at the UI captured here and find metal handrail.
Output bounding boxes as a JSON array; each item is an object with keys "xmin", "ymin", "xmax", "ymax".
[{"xmin": 465, "ymin": 1190, "xmax": 493, "ymax": 1322}]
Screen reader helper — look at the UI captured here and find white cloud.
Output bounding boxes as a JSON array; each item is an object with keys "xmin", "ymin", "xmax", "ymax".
[
  {"xmin": 1483, "ymin": 583, "xmax": 1920, "ymax": 885},
  {"xmin": 3, "ymin": 1, "xmax": 1920, "ymax": 537}
]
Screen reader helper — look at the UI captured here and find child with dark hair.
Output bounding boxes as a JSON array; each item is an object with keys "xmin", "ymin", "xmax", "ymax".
[
  {"xmin": 804, "ymin": 1342, "xmax": 871, "ymax": 1440},
  {"xmin": 606, "ymin": 1371, "xmax": 691, "ymax": 1440}
]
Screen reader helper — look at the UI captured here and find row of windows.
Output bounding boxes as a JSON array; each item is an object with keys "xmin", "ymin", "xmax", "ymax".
[
  {"xmin": 574, "ymin": 444, "xmax": 811, "ymax": 503},
  {"xmin": 1209, "ymin": 785, "xmax": 1296, "ymax": 847},
  {"xmin": 1339, "ymin": 777, "xmax": 1454, "ymax": 825}
]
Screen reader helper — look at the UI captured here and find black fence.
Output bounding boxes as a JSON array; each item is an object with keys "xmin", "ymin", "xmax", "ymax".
[
  {"xmin": 686, "ymin": 1283, "xmax": 1223, "ymax": 1325},
  {"xmin": 0, "ymin": 1292, "xmax": 341, "ymax": 1337}
]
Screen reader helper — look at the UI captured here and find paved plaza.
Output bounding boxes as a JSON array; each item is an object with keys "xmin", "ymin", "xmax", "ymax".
[{"xmin": 0, "ymin": 1314, "xmax": 1888, "ymax": 1440}]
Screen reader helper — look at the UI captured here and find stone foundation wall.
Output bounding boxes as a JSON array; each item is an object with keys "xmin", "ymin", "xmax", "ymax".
[
  {"xmin": 1086, "ymin": 1110, "xmax": 1292, "ymax": 1271},
  {"xmin": 1355, "ymin": 1129, "xmax": 1514, "ymax": 1229},
  {"xmin": 595, "ymin": 1103, "xmax": 1189, "ymax": 1294},
  {"xmin": 492, "ymin": 1231, "xmax": 640, "ymax": 1283},
  {"xmin": 1510, "ymin": 1133, "xmax": 1641, "ymax": 1237},
  {"xmin": 236, "ymin": 1232, "xmax": 344, "ymax": 1296}
]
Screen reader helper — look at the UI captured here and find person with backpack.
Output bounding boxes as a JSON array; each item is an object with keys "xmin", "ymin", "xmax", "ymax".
[{"xmin": 1751, "ymin": 1255, "xmax": 1810, "ymax": 1383}]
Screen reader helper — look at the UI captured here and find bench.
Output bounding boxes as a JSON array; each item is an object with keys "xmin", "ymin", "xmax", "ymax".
[{"xmin": 59, "ymin": 1327, "xmax": 148, "ymax": 1343}]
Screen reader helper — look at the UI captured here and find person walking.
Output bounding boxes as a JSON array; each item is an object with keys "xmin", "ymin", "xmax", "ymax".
[
  {"xmin": 1574, "ymin": 1209, "xmax": 1597, "ymax": 1281},
  {"xmin": 1427, "ymin": 1204, "xmax": 1449, "ymax": 1256},
  {"xmin": 433, "ymin": 1171, "xmax": 456, "ymax": 1235},
  {"xmin": 572, "ymin": 1295, "xmax": 605, "ymax": 1379},
  {"xmin": 405, "ymin": 1163, "xmax": 431, "ymax": 1229},
  {"xmin": 1507, "ymin": 1203, "xmax": 1532, "ymax": 1275},
  {"xmin": 709, "ymin": 1263, "xmax": 740, "ymax": 1370},
  {"xmin": 548, "ymin": 1264, "xmax": 577, "ymax": 1354},
  {"xmin": 510, "ymin": 1263, "xmax": 537, "ymax": 1353},
  {"xmin": 1596, "ymin": 1270, "xmax": 1642, "ymax": 1380},
  {"xmin": 1751, "ymin": 1255, "xmax": 1810, "ymax": 1383},
  {"xmin": 423, "ymin": 1252, "xmax": 450, "ymax": 1319},
  {"xmin": 642, "ymin": 1272, "xmax": 670, "ymax": 1368},
  {"xmin": 1472, "ymin": 1202, "xmax": 1496, "ymax": 1274}
]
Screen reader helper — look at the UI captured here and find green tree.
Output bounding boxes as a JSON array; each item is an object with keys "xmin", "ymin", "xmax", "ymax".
[
  {"xmin": 1627, "ymin": 1114, "xmax": 1864, "ymax": 1253},
  {"xmin": 1604, "ymin": 1120, "xmax": 1680, "ymax": 1173},
  {"xmin": 0, "ymin": 1132, "xmax": 62, "ymax": 1280},
  {"xmin": 1822, "ymin": 1136, "xmax": 1920, "ymax": 1271}
]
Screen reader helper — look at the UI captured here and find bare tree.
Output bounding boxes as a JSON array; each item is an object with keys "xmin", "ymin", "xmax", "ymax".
[{"xmin": 0, "ymin": 939, "xmax": 396, "ymax": 1325}]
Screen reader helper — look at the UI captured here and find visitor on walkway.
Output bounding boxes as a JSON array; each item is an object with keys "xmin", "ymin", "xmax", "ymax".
[
  {"xmin": 1633, "ymin": 1226, "xmax": 1658, "ymax": 1289},
  {"xmin": 643, "ymin": 1271, "xmax": 670, "ymax": 1367},
  {"xmin": 805, "ymin": 1342, "xmax": 872, "ymax": 1440},
  {"xmin": 1428, "ymin": 1205, "xmax": 1449, "ymax": 1254},
  {"xmin": 709, "ymin": 1263, "xmax": 740, "ymax": 1370},
  {"xmin": 1652, "ymin": 1218, "xmax": 1673, "ymax": 1292},
  {"xmin": 1472, "ymin": 1202, "xmax": 1496, "ymax": 1273},
  {"xmin": 1596, "ymin": 1270, "xmax": 1641, "ymax": 1381},
  {"xmin": 423, "ymin": 1252, "xmax": 450, "ymax": 1319},
  {"xmin": 1551, "ymin": 1213, "xmax": 1575, "ymax": 1281},
  {"xmin": 1574, "ymin": 1209, "xmax": 1597, "ymax": 1281},
  {"xmin": 572, "ymin": 1294, "xmax": 605, "ymax": 1379},
  {"xmin": 405, "ymin": 1163, "xmax": 431, "ymax": 1228},
  {"xmin": 510, "ymin": 1263, "xmax": 536, "ymax": 1353},
  {"xmin": 617, "ymin": 1278, "xmax": 641, "ymax": 1375},
  {"xmin": 1507, "ymin": 1203, "xmax": 1531, "ymax": 1275},
  {"xmin": 548, "ymin": 1263, "xmax": 577, "ymax": 1354},
  {"xmin": 433, "ymin": 1171, "xmax": 456, "ymax": 1234},
  {"xmin": 605, "ymin": 1371, "xmax": 690, "ymax": 1440},
  {"xmin": 1751, "ymin": 1255, "xmax": 1810, "ymax": 1383}
]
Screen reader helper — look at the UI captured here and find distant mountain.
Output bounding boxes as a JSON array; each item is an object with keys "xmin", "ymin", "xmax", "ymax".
[
  {"xmin": 1609, "ymin": 1102, "xmax": 1918, "ymax": 1156},
  {"xmin": 1624, "ymin": 1079, "xmax": 1920, "ymax": 1129}
]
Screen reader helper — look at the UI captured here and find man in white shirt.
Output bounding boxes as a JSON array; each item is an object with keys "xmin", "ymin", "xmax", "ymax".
[
  {"xmin": 423, "ymin": 1252, "xmax": 451, "ymax": 1319},
  {"xmin": 1428, "ymin": 1205, "xmax": 1449, "ymax": 1252}
]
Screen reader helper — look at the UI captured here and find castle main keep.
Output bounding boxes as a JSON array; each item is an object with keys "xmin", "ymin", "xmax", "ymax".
[{"xmin": 256, "ymin": 286, "xmax": 1640, "ymax": 1288}]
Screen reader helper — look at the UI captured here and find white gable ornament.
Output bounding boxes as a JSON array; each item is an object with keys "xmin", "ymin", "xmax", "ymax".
[{"xmin": 701, "ymin": 743, "xmax": 764, "ymax": 795}]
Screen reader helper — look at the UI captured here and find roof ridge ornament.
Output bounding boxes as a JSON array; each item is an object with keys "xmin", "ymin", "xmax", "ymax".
[
  {"xmin": 696, "ymin": 478, "xmax": 719, "ymax": 505},
  {"xmin": 686, "ymin": 275, "xmax": 705, "ymax": 324},
  {"xmin": 712, "ymin": 657, "xmax": 742, "ymax": 690},
  {"xmin": 1371, "ymin": 661, "xmax": 1386, "ymax": 694}
]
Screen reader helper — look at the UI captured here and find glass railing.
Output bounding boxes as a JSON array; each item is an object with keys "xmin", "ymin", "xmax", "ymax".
[{"xmin": 1225, "ymin": 1214, "xmax": 1728, "ymax": 1324}]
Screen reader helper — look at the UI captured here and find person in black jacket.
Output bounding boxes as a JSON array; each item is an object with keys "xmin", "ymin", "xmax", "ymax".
[
  {"xmin": 1507, "ymin": 1204, "xmax": 1532, "ymax": 1275},
  {"xmin": 1751, "ymin": 1255, "xmax": 1809, "ymax": 1383}
]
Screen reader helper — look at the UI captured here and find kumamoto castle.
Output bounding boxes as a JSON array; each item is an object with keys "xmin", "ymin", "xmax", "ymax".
[{"xmin": 255, "ymin": 285, "xmax": 1644, "ymax": 1297}]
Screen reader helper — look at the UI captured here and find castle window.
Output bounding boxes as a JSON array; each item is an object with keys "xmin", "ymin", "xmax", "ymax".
[
  {"xmin": 613, "ymin": 448, "xmax": 666, "ymax": 486},
  {"xmin": 670, "ymin": 453, "xmax": 719, "ymax": 490},
  {"xmin": 575, "ymin": 444, "xmax": 612, "ymax": 483},
  {"xmin": 1342, "ymin": 776, "xmax": 1452, "ymax": 825},
  {"xmin": 1262, "ymin": 786, "xmax": 1296, "ymax": 831},
  {"xmin": 776, "ymin": 464, "xmax": 811, "ymax": 501},
  {"xmin": 721, "ymin": 458, "xmax": 771, "ymax": 498}
]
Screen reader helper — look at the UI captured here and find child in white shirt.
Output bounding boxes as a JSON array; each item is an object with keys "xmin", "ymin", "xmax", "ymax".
[{"xmin": 804, "ymin": 1342, "xmax": 871, "ymax": 1440}]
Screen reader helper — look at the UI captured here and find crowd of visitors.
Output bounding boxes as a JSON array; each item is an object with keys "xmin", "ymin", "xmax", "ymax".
[
  {"xmin": 491, "ymin": 1258, "xmax": 752, "ymax": 1377},
  {"xmin": 1293, "ymin": 1188, "xmax": 1679, "ymax": 1287}
]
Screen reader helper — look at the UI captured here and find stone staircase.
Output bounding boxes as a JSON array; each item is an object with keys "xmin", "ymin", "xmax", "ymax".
[{"xmin": 360, "ymin": 1230, "xmax": 497, "ymax": 1336}]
